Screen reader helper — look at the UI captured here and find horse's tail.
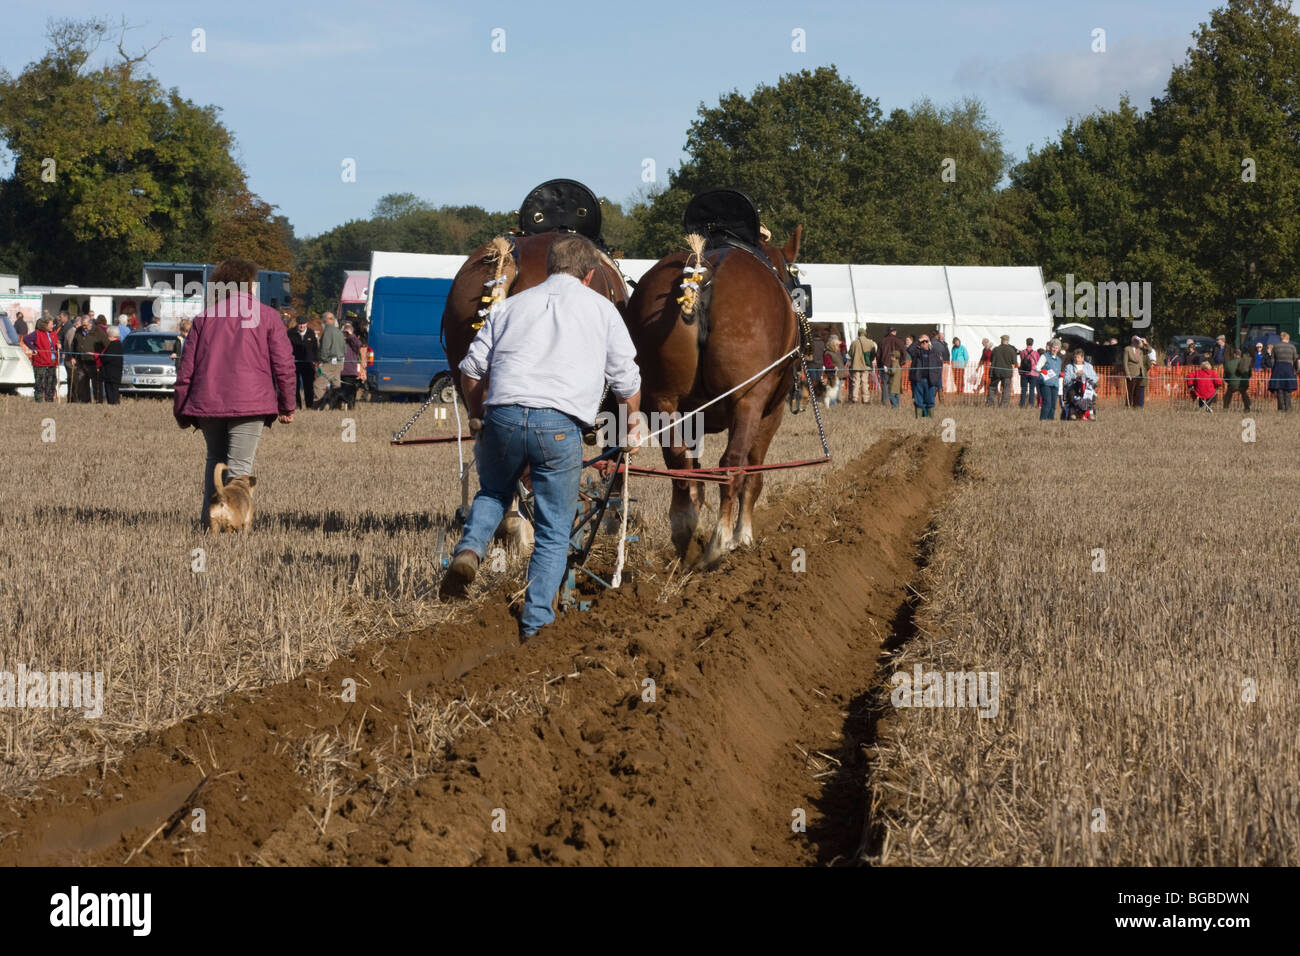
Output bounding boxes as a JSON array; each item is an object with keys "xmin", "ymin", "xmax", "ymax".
[
  {"xmin": 474, "ymin": 236, "xmax": 518, "ymax": 330},
  {"xmin": 677, "ymin": 233, "xmax": 710, "ymax": 325}
]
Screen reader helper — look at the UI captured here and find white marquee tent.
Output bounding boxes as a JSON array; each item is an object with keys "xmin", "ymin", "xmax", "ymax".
[
  {"xmin": 944, "ymin": 265, "xmax": 1055, "ymax": 349},
  {"xmin": 358, "ymin": 252, "xmax": 1055, "ymax": 349},
  {"xmin": 847, "ymin": 265, "xmax": 952, "ymax": 338},
  {"xmin": 624, "ymin": 259, "xmax": 1054, "ymax": 348}
]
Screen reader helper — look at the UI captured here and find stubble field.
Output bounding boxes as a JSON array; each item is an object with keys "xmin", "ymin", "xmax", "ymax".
[{"xmin": 0, "ymin": 390, "xmax": 1294, "ymax": 865}]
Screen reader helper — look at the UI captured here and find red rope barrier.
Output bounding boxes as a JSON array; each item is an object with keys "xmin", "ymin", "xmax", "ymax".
[
  {"xmin": 389, "ymin": 433, "xmax": 475, "ymax": 446},
  {"xmin": 621, "ymin": 455, "xmax": 832, "ymax": 482}
]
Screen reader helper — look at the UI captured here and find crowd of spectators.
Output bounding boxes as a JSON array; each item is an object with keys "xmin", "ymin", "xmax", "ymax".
[
  {"xmin": 8, "ymin": 304, "xmax": 368, "ymax": 411},
  {"xmin": 12, "ymin": 308, "xmax": 165, "ymax": 404},
  {"xmin": 809, "ymin": 326, "xmax": 1300, "ymax": 415}
]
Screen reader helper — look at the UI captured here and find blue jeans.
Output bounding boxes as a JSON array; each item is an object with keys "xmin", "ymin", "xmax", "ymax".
[
  {"xmin": 457, "ymin": 405, "xmax": 583, "ymax": 636},
  {"xmin": 1039, "ymin": 384, "xmax": 1059, "ymax": 420},
  {"xmin": 912, "ymin": 379, "xmax": 937, "ymax": 415},
  {"xmin": 1020, "ymin": 373, "xmax": 1036, "ymax": 407}
]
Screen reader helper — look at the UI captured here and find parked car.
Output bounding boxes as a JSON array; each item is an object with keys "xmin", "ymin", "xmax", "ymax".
[
  {"xmin": 1164, "ymin": 334, "xmax": 1219, "ymax": 365},
  {"xmin": 120, "ymin": 331, "xmax": 183, "ymax": 395}
]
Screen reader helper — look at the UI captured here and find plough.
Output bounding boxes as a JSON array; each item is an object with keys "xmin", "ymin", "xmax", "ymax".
[{"xmin": 394, "ymin": 343, "xmax": 832, "ymax": 613}]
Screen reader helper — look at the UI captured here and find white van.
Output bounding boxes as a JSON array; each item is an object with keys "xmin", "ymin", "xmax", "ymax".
[{"xmin": 0, "ymin": 312, "xmax": 34, "ymax": 393}]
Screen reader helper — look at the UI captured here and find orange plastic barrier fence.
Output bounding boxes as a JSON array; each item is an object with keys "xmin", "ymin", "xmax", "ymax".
[{"xmin": 822, "ymin": 363, "xmax": 1291, "ymax": 408}]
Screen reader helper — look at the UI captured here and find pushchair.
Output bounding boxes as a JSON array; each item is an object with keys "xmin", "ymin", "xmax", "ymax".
[{"xmin": 1063, "ymin": 376, "xmax": 1097, "ymax": 420}]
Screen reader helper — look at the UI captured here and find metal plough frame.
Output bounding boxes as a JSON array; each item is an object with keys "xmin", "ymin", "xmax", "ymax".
[{"xmin": 513, "ymin": 446, "xmax": 634, "ymax": 612}]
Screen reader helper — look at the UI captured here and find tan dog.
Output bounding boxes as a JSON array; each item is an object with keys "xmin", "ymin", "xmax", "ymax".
[{"xmin": 208, "ymin": 463, "xmax": 256, "ymax": 533}]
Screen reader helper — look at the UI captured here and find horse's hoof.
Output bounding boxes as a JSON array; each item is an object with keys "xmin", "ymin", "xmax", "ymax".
[{"xmin": 696, "ymin": 542, "xmax": 732, "ymax": 570}]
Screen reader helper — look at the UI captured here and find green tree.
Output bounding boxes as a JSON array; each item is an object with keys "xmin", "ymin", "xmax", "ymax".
[
  {"xmin": 1002, "ymin": 0, "xmax": 1300, "ymax": 341},
  {"xmin": 1002, "ymin": 100, "xmax": 1162, "ymax": 339},
  {"xmin": 633, "ymin": 66, "xmax": 885, "ymax": 261},
  {"xmin": 296, "ymin": 219, "xmax": 379, "ymax": 313},
  {"xmin": 294, "ymin": 200, "xmax": 515, "ymax": 312},
  {"xmin": 873, "ymin": 98, "xmax": 1009, "ymax": 265},
  {"xmin": 1144, "ymin": 0, "xmax": 1300, "ymax": 332},
  {"xmin": 629, "ymin": 67, "xmax": 1008, "ymax": 264},
  {"xmin": 0, "ymin": 18, "xmax": 263, "ymax": 286},
  {"xmin": 371, "ymin": 192, "xmax": 432, "ymax": 221}
]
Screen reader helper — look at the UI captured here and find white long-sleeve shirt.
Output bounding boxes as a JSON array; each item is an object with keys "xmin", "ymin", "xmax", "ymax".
[{"xmin": 459, "ymin": 272, "xmax": 640, "ymax": 425}]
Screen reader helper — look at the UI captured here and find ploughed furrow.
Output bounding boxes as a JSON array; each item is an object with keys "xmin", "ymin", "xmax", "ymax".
[{"xmin": 0, "ymin": 434, "xmax": 958, "ymax": 866}]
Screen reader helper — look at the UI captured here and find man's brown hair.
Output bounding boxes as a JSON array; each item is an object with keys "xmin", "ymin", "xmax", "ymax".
[{"xmin": 546, "ymin": 235, "xmax": 601, "ymax": 280}]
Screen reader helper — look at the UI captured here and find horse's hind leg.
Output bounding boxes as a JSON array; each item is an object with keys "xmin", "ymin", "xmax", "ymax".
[
  {"xmin": 700, "ymin": 398, "xmax": 763, "ymax": 568},
  {"xmin": 665, "ymin": 444, "xmax": 702, "ymax": 559},
  {"xmin": 735, "ymin": 408, "xmax": 782, "ymax": 548}
]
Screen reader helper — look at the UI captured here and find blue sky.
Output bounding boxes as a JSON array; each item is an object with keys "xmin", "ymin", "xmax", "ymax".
[{"xmin": 3, "ymin": 0, "xmax": 1217, "ymax": 237}]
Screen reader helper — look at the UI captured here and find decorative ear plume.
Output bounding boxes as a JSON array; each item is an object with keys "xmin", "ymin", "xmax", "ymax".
[
  {"xmin": 677, "ymin": 233, "xmax": 709, "ymax": 317},
  {"xmin": 758, "ymin": 224, "xmax": 772, "ymax": 242}
]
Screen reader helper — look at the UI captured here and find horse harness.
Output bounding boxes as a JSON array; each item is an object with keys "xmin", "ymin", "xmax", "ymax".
[
  {"xmin": 679, "ymin": 234, "xmax": 808, "ymax": 356},
  {"xmin": 480, "ymin": 232, "xmax": 624, "ymax": 314}
]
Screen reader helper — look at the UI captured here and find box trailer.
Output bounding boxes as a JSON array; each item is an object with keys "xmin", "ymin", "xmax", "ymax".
[
  {"xmin": 1236, "ymin": 299, "xmax": 1300, "ymax": 347},
  {"xmin": 142, "ymin": 262, "xmax": 292, "ymax": 326},
  {"xmin": 338, "ymin": 270, "xmax": 369, "ymax": 333}
]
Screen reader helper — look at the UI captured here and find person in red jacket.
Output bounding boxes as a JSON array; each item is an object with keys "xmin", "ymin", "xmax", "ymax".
[
  {"xmin": 21, "ymin": 316, "xmax": 61, "ymax": 403},
  {"xmin": 174, "ymin": 258, "xmax": 297, "ymax": 529},
  {"xmin": 1187, "ymin": 361, "xmax": 1224, "ymax": 410}
]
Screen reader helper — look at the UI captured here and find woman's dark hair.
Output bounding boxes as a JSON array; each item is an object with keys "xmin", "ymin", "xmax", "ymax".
[{"xmin": 209, "ymin": 258, "xmax": 259, "ymax": 286}]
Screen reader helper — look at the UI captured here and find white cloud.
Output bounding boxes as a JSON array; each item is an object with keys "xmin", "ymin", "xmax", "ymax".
[{"xmin": 955, "ymin": 35, "xmax": 1189, "ymax": 119}]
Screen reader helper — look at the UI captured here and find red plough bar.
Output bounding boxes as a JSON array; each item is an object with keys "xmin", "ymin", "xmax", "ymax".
[
  {"xmin": 390, "ymin": 434, "xmax": 476, "ymax": 446},
  {"xmin": 621, "ymin": 455, "xmax": 831, "ymax": 483}
]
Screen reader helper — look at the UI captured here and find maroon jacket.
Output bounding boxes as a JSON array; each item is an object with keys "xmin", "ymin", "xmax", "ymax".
[{"xmin": 173, "ymin": 293, "xmax": 297, "ymax": 427}]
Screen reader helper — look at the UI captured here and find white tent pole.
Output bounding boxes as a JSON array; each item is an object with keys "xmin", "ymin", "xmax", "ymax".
[
  {"xmin": 847, "ymin": 265, "xmax": 861, "ymax": 340},
  {"xmin": 942, "ymin": 265, "xmax": 958, "ymax": 342}
]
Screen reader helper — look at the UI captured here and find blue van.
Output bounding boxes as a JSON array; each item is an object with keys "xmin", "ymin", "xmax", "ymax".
[{"xmin": 367, "ymin": 276, "xmax": 456, "ymax": 400}]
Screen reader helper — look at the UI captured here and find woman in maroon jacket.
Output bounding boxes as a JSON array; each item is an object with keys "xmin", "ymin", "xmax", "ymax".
[{"xmin": 174, "ymin": 258, "xmax": 297, "ymax": 529}]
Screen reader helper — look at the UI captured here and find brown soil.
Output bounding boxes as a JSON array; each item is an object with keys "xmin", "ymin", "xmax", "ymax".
[{"xmin": 0, "ymin": 434, "xmax": 959, "ymax": 866}]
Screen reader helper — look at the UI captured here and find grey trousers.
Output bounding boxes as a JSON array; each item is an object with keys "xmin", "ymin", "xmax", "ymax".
[{"xmin": 199, "ymin": 417, "xmax": 265, "ymax": 526}]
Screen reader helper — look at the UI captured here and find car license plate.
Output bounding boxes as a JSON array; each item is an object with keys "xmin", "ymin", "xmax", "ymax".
[{"xmin": 133, "ymin": 376, "xmax": 163, "ymax": 385}]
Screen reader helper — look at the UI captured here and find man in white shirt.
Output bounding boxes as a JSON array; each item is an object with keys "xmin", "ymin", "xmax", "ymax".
[{"xmin": 440, "ymin": 235, "xmax": 643, "ymax": 639}]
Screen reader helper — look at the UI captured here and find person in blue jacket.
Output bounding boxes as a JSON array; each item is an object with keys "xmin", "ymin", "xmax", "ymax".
[{"xmin": 1035, "ymin": 338, "xmax": 1064, "ymax": 420}]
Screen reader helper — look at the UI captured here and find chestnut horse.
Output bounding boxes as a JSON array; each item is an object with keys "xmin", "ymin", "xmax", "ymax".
[
  {"xmin": 442, "ymin": 232, "xmax": 629, "ymax": 394},
  {"xmin": 440, "ymin": 231, "xmax": 629, "ymax": 542},
  {"xmin": 624, "ymin": 226, "xmax": 803, "ymax": 567}
]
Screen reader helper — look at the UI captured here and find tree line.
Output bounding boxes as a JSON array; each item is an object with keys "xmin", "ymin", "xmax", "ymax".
[{"xmin": 2, "ymin": 1, "xmax": 1297, "ymax": 341}]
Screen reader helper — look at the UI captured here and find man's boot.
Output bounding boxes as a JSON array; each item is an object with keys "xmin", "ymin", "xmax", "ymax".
[{"xmin": 439, "ymin": 550, "xmax": 480, "ymax": 600}]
